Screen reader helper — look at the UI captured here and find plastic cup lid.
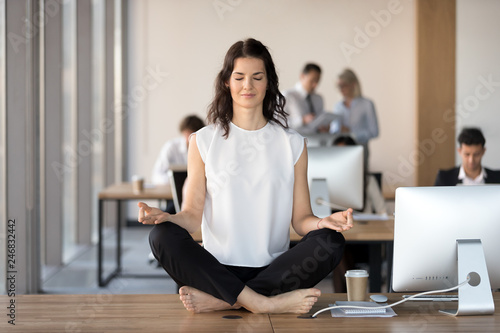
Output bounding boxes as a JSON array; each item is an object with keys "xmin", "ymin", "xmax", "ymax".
[{"xmin": 345, "ymin": 269, "xmax": 369, "ymax": 278}]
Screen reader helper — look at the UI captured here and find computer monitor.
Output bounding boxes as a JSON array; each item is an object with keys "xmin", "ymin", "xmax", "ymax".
[
  {"xmin": 304, "ymin": 133, "xmax": 337, "ymax": 147},
  {"xmin": 392, "ymin": 185, "xmax": 500, "ymax": 316},
  {"xmin": 307, "ymin": 146, "xmax": 364, "ymax": 212}
]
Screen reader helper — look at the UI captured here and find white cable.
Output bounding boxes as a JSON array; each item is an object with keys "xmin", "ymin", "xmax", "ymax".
[
  {"xmin": 316, "ymin": 198, "xmax": 345, "ymax": 211},
  {"xmin": 311, "ymin": 277, "xmax": 471, "ymax": 318}
]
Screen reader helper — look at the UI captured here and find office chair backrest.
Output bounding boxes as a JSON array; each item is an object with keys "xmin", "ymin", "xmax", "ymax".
[
  {"xmin": 370, "ymin": 172, "xmax": 382, "ymax": 190},
  {"xmin": 168, "ymin": 165, "xmax": 187, "ymax": 213}
]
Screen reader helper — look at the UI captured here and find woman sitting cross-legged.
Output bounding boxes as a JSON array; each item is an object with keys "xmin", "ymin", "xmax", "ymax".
[{"xmin": 138, "ymin": 38, "xmax": 353, "ymax": 314}]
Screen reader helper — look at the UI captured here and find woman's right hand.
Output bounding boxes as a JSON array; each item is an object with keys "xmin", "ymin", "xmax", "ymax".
[{"xmin": 137, "ymin": 202, "xmax": 170, "ymax": 225}]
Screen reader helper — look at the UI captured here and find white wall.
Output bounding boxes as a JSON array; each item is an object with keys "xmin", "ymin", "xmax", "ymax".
[
  {"xmin": 456, "ymin": 0, "xmax": 500, "ymax": 168},
  {"xmin": 127, "ymin": 0, "xmax": 416, "ymax": 195}
]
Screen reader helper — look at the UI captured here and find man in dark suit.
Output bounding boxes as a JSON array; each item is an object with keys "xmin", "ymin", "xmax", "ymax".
[{"xmin": 435, "ymin": 128, "xmax": 500, "ymax": 186}]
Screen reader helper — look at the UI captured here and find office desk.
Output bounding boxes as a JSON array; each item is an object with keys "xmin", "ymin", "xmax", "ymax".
[
  {"xmin": 3, "ymin": 293, "xmax": 499, "ymax": 332},
  {"xmin": 98, "ymin": 183, "xmax": 172, "ymax": 286},
  {"xmin": 270, "ymin": 292, "xmax": 500, "ymax": 332},
  {"xmin": 191, "ymin": 219, "xmax": 394, "ymax": 292}
]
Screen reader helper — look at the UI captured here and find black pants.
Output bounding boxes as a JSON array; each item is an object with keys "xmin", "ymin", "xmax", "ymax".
[{"xmin": 149, "ymin": 222, "xmax": 345, "ymax": 306}]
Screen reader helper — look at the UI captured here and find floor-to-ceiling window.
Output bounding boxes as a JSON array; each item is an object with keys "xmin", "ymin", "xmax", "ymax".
[
  {"xmin": 0, "ymin": 0, "xmax": 7, "ymax": 295},
  {"xmin": 1, "ymin": 0, "xmax": 126, "ymax": 294},
  {"xmin": 61, "ymin": 0, "xmax": 79, "ymax": 263}
]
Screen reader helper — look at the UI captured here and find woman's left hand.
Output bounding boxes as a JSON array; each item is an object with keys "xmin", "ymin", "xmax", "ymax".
[{"xmin": 318, "ymin": 208, "xmax": 354, "ymax": 232}]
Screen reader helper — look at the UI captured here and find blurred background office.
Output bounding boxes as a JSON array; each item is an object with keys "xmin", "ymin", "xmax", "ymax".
[{"xmin": 2, "ymin": 0, "xmax": 500, "ymax": 295}]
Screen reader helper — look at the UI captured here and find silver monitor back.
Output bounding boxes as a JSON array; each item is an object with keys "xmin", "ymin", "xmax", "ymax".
[
  {"xmin": 307, "ymin": 146, "xmax": 364, "ymax": 211},
  {"xmin": 304, "ymin": 133, "xmax": 337, "ymax": 147},
  {"xmin": 392, "ymin": 185, "xmax": 500, "ymax": 292}
]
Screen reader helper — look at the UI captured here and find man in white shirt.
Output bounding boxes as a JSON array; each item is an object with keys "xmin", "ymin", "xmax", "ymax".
[
  {"xmin": 283, "ymin": 63, "xmax": 325, "ymax": 132},
  {"xmin": 152, "ymin": 115, "xmax": 205, "ymax": 186},
  {"xmin": 434, "ymin": 127, "xmax": 500, "ymax": 186},
  {"xmin": 149, "ymin": 115, "xmax": 205, "ymax": 264}
]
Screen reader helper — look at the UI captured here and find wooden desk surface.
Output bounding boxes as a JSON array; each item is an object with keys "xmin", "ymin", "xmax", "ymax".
[
  {"xmin": 336, "ymin": 219, "xmax": 394, "ymax": 241},
  {"xmin": 191, "ymin": 219, "xmax": 394, "ymax": 243},
  {"xmin": 272, "ymin": 292, "xmax": 500, "ymax": 332},
  {"xmin": 98, "ymin": 183, "xmax": 172, "ymax": 200},
  {"xmin": 2, "ymin": 293, "xmax": 499, "ymax": 332},
  {"xmin": 0, "ymin": 293, "xmax": 271, "ymax": 333}
]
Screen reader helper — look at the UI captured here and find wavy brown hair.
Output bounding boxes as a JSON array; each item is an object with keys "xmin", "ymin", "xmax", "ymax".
[{"xmin": 207, "ymin": 38, "xmax": 288, "ymax": 138}]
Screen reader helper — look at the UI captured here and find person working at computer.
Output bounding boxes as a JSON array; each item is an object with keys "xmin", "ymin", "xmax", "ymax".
[
  {"xmin": 151, "ymin": 114, "xmax": 204, "ymax": 216},
  {"xmin": 138, "ymin": 38, "xmax": 353, "ymax": 315},
  {"xmin": 152, "ymin": 115, "xmax": 205, "ymax": 186},
  {"xmin": 283, "ymin": 63, "xmax": 327, "ymax": 132},
  {"xmin": 330, "ymin": 69, "xmax": 379, "ymax": 167},
  {"xmin": 434, "ymin": 127, "xmax": 500, "ymax": 186}
]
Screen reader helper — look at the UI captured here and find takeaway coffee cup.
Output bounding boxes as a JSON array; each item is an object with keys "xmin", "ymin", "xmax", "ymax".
[
  {"xmin": 345, "ymin": 269, "xmax": 369, "ymax": 301},
  {"xmin": 132, "ymin": 175, "xmax": 144, "ymax": 194}
]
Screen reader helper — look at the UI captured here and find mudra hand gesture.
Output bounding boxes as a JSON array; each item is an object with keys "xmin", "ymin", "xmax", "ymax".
[
  {"xmin": 137, "ymin": 202, "xmax": 170, "ymax": 225},
  {"xmin": 317, "ymin": 208, "xmax": 354, "ymax": 233}
]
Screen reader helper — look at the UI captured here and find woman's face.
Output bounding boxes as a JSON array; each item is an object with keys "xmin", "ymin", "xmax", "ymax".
[
  {"xmin": 227, "ymin": 57, "xmax": 268, "ymax": 112},
  {"xmin": 338, "ymin": 79, "xmax": 355, "ymax": 98}
]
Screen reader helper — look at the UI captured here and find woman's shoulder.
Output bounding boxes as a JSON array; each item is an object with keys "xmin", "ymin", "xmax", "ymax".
[
  {"xmin": 193, "ymin": 124, "xmax": 218, "ymax": 150},
  {"xmin": 282, "ymin": 125, "xmax": 303, "ymax": 140},
  {"xmin": 355, "ymin": 96, "xmax": 375, "ymax": 106},
  {"xmin": 268, "ymin": 121, "xmax": 302, "ymax": 138},
  {"xmin": 196, "ymin": 123, "xmax": 216, "ymax": 133},
  {"xmin": 194, "ymin": 124, "xmax": 221, "ymax": 162},
  {"xmin": 272, "ymin": 124, "xmax": 305, "ymax": 163},
  {"xmin": 195, "ymin": 123, "xmax": 218, "ymax": 140},
  {"xmin": 333, "ymin": 100, "xmax": 346, "ymax": 112}
]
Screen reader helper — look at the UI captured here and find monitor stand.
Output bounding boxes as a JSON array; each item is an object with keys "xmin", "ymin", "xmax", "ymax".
[
  {"xmin": 440, "ymin": 239, "xmax": 495, "ymax": 316},
  {"xmin": 310, "ymin": 179, "xmax": 331, "ymax": 217},
  {"xmin": 310, "ymin": 178, "xmax": 345, "ymax": 216}
]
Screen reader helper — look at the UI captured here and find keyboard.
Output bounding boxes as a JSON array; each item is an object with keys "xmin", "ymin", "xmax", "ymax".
[
  {"xmin": 335, "ymin": 301, "xmax": 388, "ymax": 314},
  {"xmin": 402, "ymin": 294, "xmax": 458, "ymax": 301},
  {"xmin": 341, "ymin": 307, "xmax": 387, "ymax": 314}
]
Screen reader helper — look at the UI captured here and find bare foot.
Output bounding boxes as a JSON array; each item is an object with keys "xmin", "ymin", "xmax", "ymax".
[
  {"xmin": 239, "ymin": 287, "xmax": 321, "ymax": 314},
  {"xmin": 179, "ymin": 286, "xmax": 241, "ymax": 313},
  {"xmin": 266, "ymin": 288, "xmax": 320, "ymax": 314}
]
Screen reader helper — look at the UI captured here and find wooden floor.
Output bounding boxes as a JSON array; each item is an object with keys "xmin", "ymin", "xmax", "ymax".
[{"xmin": 2, "ymin": 293, "xmax": 500, "ymax": 332}]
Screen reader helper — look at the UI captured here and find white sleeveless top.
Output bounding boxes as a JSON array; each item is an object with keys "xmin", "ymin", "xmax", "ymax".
[{"xmin": 196, "ymin": 121, "xmax": 305, "ymax": 267}]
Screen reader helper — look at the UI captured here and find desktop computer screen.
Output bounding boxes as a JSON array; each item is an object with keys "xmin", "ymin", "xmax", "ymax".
[
  {"xmin": 392, "ymin": 185, "xmax": 500, "ymax": 294},
  {"xmin": 304, "ymin": 133, "xmax": 337, "ymax": 147},
  {"xmin": 307, "ymin": 146, "xmax": 364, "ymax": 211}
]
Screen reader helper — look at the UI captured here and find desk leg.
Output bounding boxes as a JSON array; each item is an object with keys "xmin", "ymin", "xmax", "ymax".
[
  {"xmin": 98, "ymin": 199, "xmax": 120, "ymax": 287},
  {"xmin": 386, "ymin": 241, "xmax": 394, "ymax": 292},
  {"xmin": 98, "ymin": 199, "xmax": 104, "ymax": 286},
  {"xmin": 369, "ymin": 243, "xmax": 382, "ymax": 293},
  {"xmin": 117, "ymin": 200, "xmax": 122, "ymax": 274}
]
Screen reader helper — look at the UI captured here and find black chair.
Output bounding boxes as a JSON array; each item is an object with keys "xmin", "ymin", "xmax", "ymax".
[
  {"xmin": 167, "ymin": 165, "xmax": 187, "ymax": 212},
  {"xmin": 370, "ymin": 172, "xmax": 382, "ymax": 190}
]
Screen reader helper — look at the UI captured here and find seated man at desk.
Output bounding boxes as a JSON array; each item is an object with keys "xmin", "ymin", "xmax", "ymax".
[
  {"xmin": 152, "ymin": 115, "xmax": 205, "ymax": 186},
  {"xmin": 434, "ymin": 127, "xmax": 500, "ymax": 186},
  {"xmin": 152, "ymin": 115, "xmax": 204, "ymax": 213}
]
